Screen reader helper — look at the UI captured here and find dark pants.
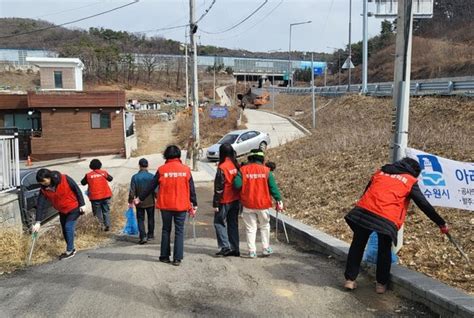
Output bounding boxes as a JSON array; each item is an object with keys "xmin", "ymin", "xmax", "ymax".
[
  {"xmin": 136, "ymin": 206, "xmax": 155, "ymax": 240},
  {"xmin": 160, "ymin": 210, "xmax": 186, "ymax": 261},
  {"xmin": 344, "ymin": 222, "xmax": 393, "ymax": 285},
  {"xmin": 91, "ymin": 198, "xmax": 111, "ymax": 227},
  {"xmin": 59, "ymin": 209, "xmax": 81, "ymax": 252},
  {"xmin": 214, "ymin": 200, "xmax": 240, "ymax": 252}
]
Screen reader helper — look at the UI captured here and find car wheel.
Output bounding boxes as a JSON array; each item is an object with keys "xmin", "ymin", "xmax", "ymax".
[{"xmin": 259, "ymin": 141, "xmax": 267, "ymax": 151}]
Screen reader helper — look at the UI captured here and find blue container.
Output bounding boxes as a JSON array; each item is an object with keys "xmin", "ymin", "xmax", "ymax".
[{"xmin": 363, "ymin": 232, "xmax": 398, "ymax": 264}]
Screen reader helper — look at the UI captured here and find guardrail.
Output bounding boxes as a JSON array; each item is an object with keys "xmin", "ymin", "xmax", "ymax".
[
  {"xmin": 0, "ymin": 134, "xmax": 21, "ymax": 193},
  {"xmin": 277, "ymin": 77, "xmax": 474, "ymax": 97}
]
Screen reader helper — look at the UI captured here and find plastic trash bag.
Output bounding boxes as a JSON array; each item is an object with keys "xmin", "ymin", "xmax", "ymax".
[
  {"xmin": 363, "ymin": 232, "xmax": 398, "ymax": 264},
  {"xmin": 123, "ymin": 207, "xmax": 138, "ymax": 235}
]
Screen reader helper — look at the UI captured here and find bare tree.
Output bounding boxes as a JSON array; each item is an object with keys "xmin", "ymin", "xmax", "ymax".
[{"xmin": 142, "ymin": 54, "xmax": 158, "ymax": 82}]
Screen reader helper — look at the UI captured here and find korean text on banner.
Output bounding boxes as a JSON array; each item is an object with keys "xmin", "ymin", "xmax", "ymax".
[{"xmin": 406, "ymin": 148, "xmax": 474, "ymax": 211}]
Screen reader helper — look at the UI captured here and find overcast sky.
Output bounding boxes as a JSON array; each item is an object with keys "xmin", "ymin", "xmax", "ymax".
[{"xmin": 0, "ymin": 0, "xmax": 387, "ymax": 53}]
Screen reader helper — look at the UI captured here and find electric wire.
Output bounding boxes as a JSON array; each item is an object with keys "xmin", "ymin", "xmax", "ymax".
[
  {"xmin": 0, "ymin": 0, "xmax": 140, "ymax": 39},
  {"xmin": 200, "ymin": 0, "xmax": 268, "ymax": 34},
  {"xmin": 196, "ymin": 0, "xmax": 217, "ymax": 23},
  {"xmin": 31, "ymin": 2, "xmax": 103, "ymax": 19}
]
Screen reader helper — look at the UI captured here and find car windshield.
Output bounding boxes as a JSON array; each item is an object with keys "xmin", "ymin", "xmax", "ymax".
[{"xmin": 218, "ymin": 134, "xmax": 239, "ymax": 144}]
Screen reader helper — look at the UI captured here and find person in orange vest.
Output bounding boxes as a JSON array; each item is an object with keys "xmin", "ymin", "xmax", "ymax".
[
  {"xmin": 32, "ymin": 169, "xmax": 85, "ymax": 260},
  {"xmin": 344, "ymin": 158, "xmax": 448, "ymax": 294},
  {"xmin": 81, "ymin": 159, "xmax": 114, "ymax": 231},
  {"xmin": 233, "ymin": 149, "xmax": 283, "ymax": 258},
  {"xmin": 213, "ymin": 143, "xmax": 241, "ymax": 257},
  {"xmin": 139, "ymin": 145, "xmax": 197, "ymax": 266}
]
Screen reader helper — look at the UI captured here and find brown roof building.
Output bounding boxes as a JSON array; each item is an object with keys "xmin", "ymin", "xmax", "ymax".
[{"xmin": 0, "ymin": 90, "xmax": 135, "ymax": 160}]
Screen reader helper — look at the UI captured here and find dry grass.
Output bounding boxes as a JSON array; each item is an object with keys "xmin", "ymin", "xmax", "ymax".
[
  {"xmin": 0, "ymin": 186, "xmax": 128, "ymax": 273},
  {"xmin": 173, "ymin": 106, "xmax": 247, "ymax": 148},
  {"xmin": 267, "ymin": 94, "xmax": 474, "ymax": 293}
]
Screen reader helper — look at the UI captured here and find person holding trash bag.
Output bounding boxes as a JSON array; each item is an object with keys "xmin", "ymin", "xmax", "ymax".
[
  {"xmin": 213, "ymin": 143, "xmax": 241, "ymax": 257},
  {"xmin": 128, "ymin": 158, "xmax": 155, "ymax": 244},
  {"xmin": 344, "ymin": 157, "xmax": 448, "ymax": 294},
  {"xmin": 81, "ymin": 159, "xmax": 113, "ymax": 231},
  {"xmin": 140, "ymin": 145, "xmax": 198, "ymax": 266},
  {"xmin": 233, "ymin": 149, "xmax": 283, "ymax": 259},
  {"xmin": 32, "ymin": 169, "xmax": 85, "ymax": 260}
]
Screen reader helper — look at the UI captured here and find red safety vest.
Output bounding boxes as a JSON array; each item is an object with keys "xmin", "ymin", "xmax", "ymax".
[
  {"xmin": 156, "ymin": 159, "xmax": 192, "ymax": 212},
  {"xmin": 356, "ymin": 170, "xmax": 418, "ymax": 229},
  {"xmin": 218, "ymin": 158, "xmax": 240, "ymax": 204},
  {"xmin": 41, "ymin": 174, "xmax": 79, "ymax": 214},
  {"xmin": 86, "ymin": 169, "xmax": 112, "ymax": 201},
  {"xmin": 240, "ymin": 163, "xmax": 272, "ymax": 210}
]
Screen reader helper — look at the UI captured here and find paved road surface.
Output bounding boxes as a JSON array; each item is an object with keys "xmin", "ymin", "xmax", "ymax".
[
  {"xmin": 244, "ymin": 109, "xmax": 306, "ymax": 148},
  {"xmin": 0, "ymin": 185, "xmax": 432, "ymax": 317}
]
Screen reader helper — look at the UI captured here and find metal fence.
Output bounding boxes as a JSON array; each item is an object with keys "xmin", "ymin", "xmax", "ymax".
[
  {"xmin": 0, "ymin": 134, "xmax": 21, "ymax": 193},
  {"xmin": 279, "ymin": 77, "xmax": 474, "ymax": 97}
]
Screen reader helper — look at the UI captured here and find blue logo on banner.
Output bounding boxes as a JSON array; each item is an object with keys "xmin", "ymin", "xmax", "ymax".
[
  {"xmin": 209, "ymin": 106, "xmax": 229, "ymax": 119},
  {"xmin": 417, "ymin": 155, "xmax": 446, "ymax": 186}
]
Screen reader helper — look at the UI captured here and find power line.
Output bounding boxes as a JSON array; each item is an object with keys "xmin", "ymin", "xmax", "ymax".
[
  {"xmin": 0, "ymin": 0, "xmax": 140, "ymax": 39},
  {"xmin": 201, "ymin": 0, "xmax": 283, "ymax": 41},
  {"xmin": 31, "ymin": 2, "xmax": 103, "ymax": 19},
  {"xmin": 200, "ymin": 0, "xmax": 268, "ymax": 34},
  {"xmin": 135, "ymin": 24, "xmax": 188, "ymax": 34},
  {"xmin": 196, "ymin": 0, "xmax": 217, "ymax": 23}
]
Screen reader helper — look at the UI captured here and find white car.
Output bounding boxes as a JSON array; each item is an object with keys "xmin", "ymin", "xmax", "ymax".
[{"xmin": 206, "ymin": 129, "xmax": 271, "ymax": 161}]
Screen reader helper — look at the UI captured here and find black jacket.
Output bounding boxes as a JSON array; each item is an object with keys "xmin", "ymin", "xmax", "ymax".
[
  {"xmin": 36, "ymin": 171, "xmax": 85, "ymax": 222},
  {"xmin": 345, "ymin": 161, "xmax": 446, "ymax": 245},
  {"xmin": 212, "ymin": 168, "xmax": 225, "ymax": 208}
]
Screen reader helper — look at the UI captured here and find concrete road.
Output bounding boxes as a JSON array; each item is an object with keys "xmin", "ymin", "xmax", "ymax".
[
  {"xmin": 0, "ymin": 185, "xmax": 432, "ymax": 317},
  {"xmin": 244, "ymin": 109, "xmax": 306, "ymax": 149},
  {"xmin": 216, "ymin": 86, "xmax": 232, "ymax": 106}
]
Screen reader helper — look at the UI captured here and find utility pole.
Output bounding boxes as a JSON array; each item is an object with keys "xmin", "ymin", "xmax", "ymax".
[
  {"xmin": 213, "ymin": 55, "xmax": 216, "ymax": 104},
  {"xmin": 362, "ymin": 0, "xmax": 369, "ymax": 93},
  {"xmin": 184, "ymin": 29, "xmax": 189, "ymax": 108},
  {"xmin": 311, "ymin": 52, "xmax": 316, "ymax": 129},
  {"xmin": 348, "ymin": 0, "xmax": 352, "ymax": 90},
  {"xmin": 189, "ymin": 0, "xmax": 199, "ymax": 171},
  {"xmin": 391, "ymin": 0, "xmax": 414, "ymax": 253}
]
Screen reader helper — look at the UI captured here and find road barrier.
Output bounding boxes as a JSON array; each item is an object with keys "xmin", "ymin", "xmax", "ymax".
[{"xmin": 277, "ymin": 77, "xmax": 474, "ymax": 97}]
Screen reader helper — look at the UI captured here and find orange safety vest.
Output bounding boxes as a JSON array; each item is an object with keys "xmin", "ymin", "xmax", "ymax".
[
  {"xmin": 41, "ymin": 174, "xmax": 79, "ymax": 214},
  {"xmin": 240, "ymin": 163, "xmax": 272, "ymax": 210},
  {"xmin": 218, "ymin": 158, "xmax": 240, "ymax": 204},
  {"xmin": 156, "ymin": 158, "xmax": 192, "ymax": 211},
  {"xmin": 86, "ymin": 169, "xmax": 112, "ymax": 201},
  {"xmin": 356, "ymin": 170, "xmax": 418, "ymax": 229}
]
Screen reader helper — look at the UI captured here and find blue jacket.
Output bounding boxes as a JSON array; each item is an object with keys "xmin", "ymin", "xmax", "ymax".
[{"xmin": 129, "ymin": 170, "xmax": 155, "ymax": 208}]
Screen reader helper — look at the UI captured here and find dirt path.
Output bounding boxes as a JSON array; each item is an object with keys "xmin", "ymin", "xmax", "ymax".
[
  {"xmin": 0, "ymin": 185, "xmax": 433, "ymax": 317},
  {"xmin": 134, "ymin": 115, "xmax": 176, "ymax": 156}
]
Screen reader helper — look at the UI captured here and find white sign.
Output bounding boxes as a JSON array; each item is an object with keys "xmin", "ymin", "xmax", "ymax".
[
  {"xmin": 406, "ymin": 148, "xmax": 474, "ymax": 211},
  {"xmin": 341, "ymin": 57, "xmax": 354, "ymax": 69}
]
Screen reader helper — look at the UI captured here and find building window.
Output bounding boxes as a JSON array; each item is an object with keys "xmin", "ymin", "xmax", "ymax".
[
  {"xmin": 91, "ymin": 113, "xmax": 111, "ymax": 129},
  {"xmin": 54, "ymin": 71, "xmax": 63, "ymax": 89}
]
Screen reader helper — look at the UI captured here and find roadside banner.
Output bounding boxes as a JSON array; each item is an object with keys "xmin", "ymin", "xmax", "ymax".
[
  {"xmin": 209, "ymin": 106, "xmax": 229, "ymax": 119},
  {"xmin": 406, "ymin": 148, "xmax": 474, "ymax": 211}
]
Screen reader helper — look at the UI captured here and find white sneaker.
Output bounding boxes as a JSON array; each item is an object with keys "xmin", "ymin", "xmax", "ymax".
[
  {"xmin": 249, "ymin": 251, "xmax": 257, "ymax": 259},
  {"xmin": 262, "ymin": 247, "xmax": 273, "ymax": 256}
]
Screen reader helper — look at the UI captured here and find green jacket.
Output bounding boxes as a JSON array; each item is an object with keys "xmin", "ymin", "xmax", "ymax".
[{"xmin": 233, "ymin": 162, "xmax": 282, "ymax": 201}]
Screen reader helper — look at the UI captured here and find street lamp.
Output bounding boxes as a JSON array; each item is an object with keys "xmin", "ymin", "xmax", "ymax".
[
  {"xmin": 288, "ymin": 20, "xmax": 312, "ymax": 87},
  {"xmin": 327, "ymin": 46, "xmax": 342, "ymax": 86}
]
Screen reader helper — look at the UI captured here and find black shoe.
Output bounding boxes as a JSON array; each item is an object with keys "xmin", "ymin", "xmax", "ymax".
[
  {"xmin": 59, "ymin": 249, "xmax": 76, "ymax": 260},
  {"xmin": 223, "ymin": 250, "xmax": 240, "ymax": 257},
  {"xmin": 159, "ymin": 257, "xmax": 171, "ymax": 263},
  {"xmin": 138, "ymin": 239, "xmax": 147, "ymax": 245},
  {"xmin": 104, "ymin": 226, "xmax": 110, "ymax": 232},
  {"xmin": 216, "ymin": 248, "xmax": 230, "ymax": 256},
  {"xmin": 172, "ymin": 260, "xmax": 182, "ymax": 266}
]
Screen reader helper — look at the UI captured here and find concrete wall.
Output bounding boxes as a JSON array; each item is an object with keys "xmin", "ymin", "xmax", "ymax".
[
  {"xmin": 125, "ymin": 135, "xmax": 137, "ymax": 158},
  {"xmin": 40, "ymin": 67, "xmax": 76, "ymax": 90},
  {"xmin": 0, "ymin": 192, "xmax": 22, "ymax": 232}
]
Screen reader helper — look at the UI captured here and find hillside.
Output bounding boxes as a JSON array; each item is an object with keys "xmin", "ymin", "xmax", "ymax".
[{"xmin": 263, "ymin": 94, "xmax": 473, "ymax": 293}]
